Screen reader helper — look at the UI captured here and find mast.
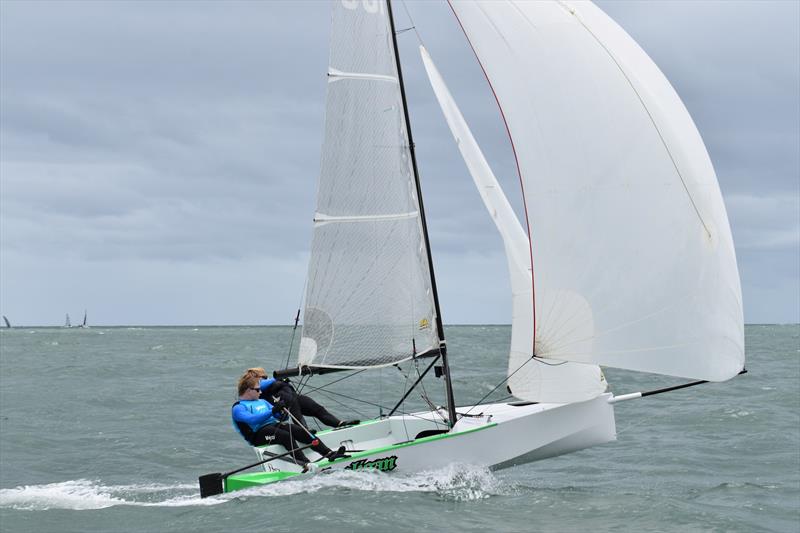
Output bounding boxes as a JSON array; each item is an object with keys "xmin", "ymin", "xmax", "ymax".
[{"xmin": 386, "ymin": 0, "xmax": 457, "ymax": 429}]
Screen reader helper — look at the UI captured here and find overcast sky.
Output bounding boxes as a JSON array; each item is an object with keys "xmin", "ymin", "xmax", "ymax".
[{"xmin": 1, "ymin": 0, "xmax": 798, "ymax": 327}]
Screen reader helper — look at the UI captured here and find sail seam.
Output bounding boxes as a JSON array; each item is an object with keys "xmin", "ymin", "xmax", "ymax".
[
  {"xmin": 557, "ymin": 0, "xmax": 712, "ymax": 238},
  {"xmin": 447, "ymin": 0, "xmax": 537, "ymax": 355}
]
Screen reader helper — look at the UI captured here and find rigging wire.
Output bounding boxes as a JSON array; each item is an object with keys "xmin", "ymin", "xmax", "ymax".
[
  {"xmin": 396, "ymin": 364, "xmax": 413, "ymax": 441},
  {"xmin": 461, "ymin": 355, "xmax": 537, "ymax": 417},
  {"xmin": 283, "ymin": 279, "xmax": 307, "ymax": 370},
  {"xmin": 303, "ymin": 369, "xmax": 368, "ymax": 393},
  {"xmin": 294, "ymin": 372, "xmax": 315, "ymax": 400},
  {"xmin": 290, "ymin": 365, "xmax": 449, "ymax": 429},
  {"xmin": 405, "ymin": 358, "xmax": 438, "ymax": 414},
  {"xmin": 287, "ymin": 357, "xmax": 452, "ymax": 428},
  {"xmin": 391, "ymin": 361, "xmax": 448, "ymax": 429},
  {"xmin": 310, "ymin": 386, "xmax": 447, "ymax": 428},
  {"xmin": 393, "ymin": 360, "xmax": 437, "ymax": 416},
  {"xmin": 399, "ymin": 0, "xmax": 425, "ymax": 46},
  {"xmin": 306, "ymin": 390, "xmax": 384, "ymax": 420}
]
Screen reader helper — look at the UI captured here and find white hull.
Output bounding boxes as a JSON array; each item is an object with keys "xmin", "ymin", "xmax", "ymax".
[{"xmin": 255, "ymin": 393, "xmax": 617, "ymax": 475}]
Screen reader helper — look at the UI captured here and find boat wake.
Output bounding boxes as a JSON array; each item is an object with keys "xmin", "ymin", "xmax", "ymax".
[
  {"xmin": 230, "ymin": 463, "xmax": 512, "ymax": 502},
  {"xmin": 0, "ymin": 480, "xmax": 212, "ymax": 511},
  {"xmin": 0, "ymin": 465, "xmax": 512, "ymax": 510}
]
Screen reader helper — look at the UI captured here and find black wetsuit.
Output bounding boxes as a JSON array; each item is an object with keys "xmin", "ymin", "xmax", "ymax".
[
  {"xmin": 259, "ymin": 378, "xmax": 341, "ymax": 428},
  {"xmin": 231, "ymin": 398, "xmax": 332, "ymax": 464}
]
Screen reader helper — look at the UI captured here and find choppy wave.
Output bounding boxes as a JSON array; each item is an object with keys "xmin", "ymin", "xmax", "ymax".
[
  {"xmin": 230, "ymin": 463, "xmax": 512, "ymax": 502},
  {"xmin": 0, "ymin": 465, "xmax": 510, "ymax": 510}
]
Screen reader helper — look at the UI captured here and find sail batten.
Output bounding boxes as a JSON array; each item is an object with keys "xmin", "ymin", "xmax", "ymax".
[
  {"xmin": 328, "ymin": 68, "xmax": 399, "ymax": 84},
  {"xmin": 314, "ymin": 211, "xmax": 418, "ymax": 224}
]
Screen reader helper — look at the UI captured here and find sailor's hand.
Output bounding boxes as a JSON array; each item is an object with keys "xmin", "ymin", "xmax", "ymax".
[{"xmin": 271, "ymin": 399, "xmax": 287, "ymax": 413}]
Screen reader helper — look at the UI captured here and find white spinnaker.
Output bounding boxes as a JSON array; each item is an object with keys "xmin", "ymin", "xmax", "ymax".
[
  {"xmin": 421, "ymin": 45, "xmax": 606, "ymax": 403},
  {"xmin": 449, "ymin": 0, "xmax": 744, "ymax": 381},
  {"xmin": 298, "ymin": 0, "xmax": 438, "ymax": 370}
]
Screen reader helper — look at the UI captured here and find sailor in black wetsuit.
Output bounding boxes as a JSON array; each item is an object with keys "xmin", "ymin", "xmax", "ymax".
[
  {"xmin": 246, "ymin": 367, "xmax": 359, "ymax": 430},
  {"xmin": 232, "ymin": 375, "xmax": 345, "ymax": 470}
]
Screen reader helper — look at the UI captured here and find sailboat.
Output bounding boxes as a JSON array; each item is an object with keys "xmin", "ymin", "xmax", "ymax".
[
  {"xmin": 2, "ymin": 316, "xmax": 10, "ymax": 328},
  {"xmin": 64, "ymin": 314, "xmax": 72, "ymax": 328},
  {"xmin": 78, "ymin": 310, "xmax": 88, "ymax": 329},
  {"xmin": 200, "ymin": 0, "xmax": 744, "ymax": 497}
]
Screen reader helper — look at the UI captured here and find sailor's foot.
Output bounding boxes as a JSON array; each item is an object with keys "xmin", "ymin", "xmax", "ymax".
[
  {"xmin": 326, "ymin": 446, "xmax": 350, "ymax": 462},
  {"xmin": 302, "ymin": 462, "xmax": 319, "ymax": 474},
  {"xmin": 337, "ymin": 419, "xmax": 360, "ymax": 428}
]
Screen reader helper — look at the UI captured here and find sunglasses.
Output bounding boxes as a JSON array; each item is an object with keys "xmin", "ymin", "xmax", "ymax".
[{"xmin": 248, "ymin": 387, "xmax": 260, "ymax": 392}]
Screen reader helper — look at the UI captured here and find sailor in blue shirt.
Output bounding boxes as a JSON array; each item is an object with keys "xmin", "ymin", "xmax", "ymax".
[
  {"xmin": 245, "ymin": 367, "xmax": 359, "ymax": 430},
  {"xmin": 232, "ymin": 374, "xmax": 345, "ymax": 469}
]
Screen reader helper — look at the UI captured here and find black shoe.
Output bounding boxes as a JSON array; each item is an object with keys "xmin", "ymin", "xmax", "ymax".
[
  {"xmin": 326, "ymin": 446, "xmax": 350, "ymax": 462},
  {"xmin": 337, "ymin": 419, "xmax": 360, "ymax": 427}
]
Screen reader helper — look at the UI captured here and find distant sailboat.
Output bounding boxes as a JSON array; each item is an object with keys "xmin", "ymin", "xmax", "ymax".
[
  {"xmin": 78, "ymin": 310, "xmax": 88, "ymax": 329},
  {"xmin": 64, "ymin": 314, "xmax": 72, "ymax": 328},
  {"xmin": 2, "ymin": 316, "xmax": 10, "ymax": 328}
]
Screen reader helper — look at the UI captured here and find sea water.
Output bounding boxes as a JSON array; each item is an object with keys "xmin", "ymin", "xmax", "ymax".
[{"xmin": 0, "ymin": 325, "xmax": 797, "ymax": 532}]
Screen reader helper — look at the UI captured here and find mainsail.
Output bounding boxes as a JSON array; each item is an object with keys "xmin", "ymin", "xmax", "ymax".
[
  {"xmin": 297, "ymin": 0, "xmax": 440, "ymax": 371},
  {"xmin": 448, "ymin": 0, "xmax": 744, "ymax": 382}
]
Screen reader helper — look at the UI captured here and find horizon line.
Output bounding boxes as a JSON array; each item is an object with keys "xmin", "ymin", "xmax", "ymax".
[{"xmin": 1, "ymin": 323, "xmax": 798, "ymax": 328}]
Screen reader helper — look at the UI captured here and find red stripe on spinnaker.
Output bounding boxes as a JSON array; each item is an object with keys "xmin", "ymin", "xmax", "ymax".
[{"xmin": 446, "ymin": 0, "xmax": 537, "ymax": 354}]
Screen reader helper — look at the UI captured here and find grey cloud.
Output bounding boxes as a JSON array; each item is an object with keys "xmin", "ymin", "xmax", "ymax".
[
  {"xmin": 727, "ymin": 194, "xmax": 800, "ymax": 250},
  {"xmin": 1, "ymin": 0, "xmax": 797, "ymax": 325},
  {"xmin": 598, "ymin": 0, "xmax": 800, "ymax": 197}
]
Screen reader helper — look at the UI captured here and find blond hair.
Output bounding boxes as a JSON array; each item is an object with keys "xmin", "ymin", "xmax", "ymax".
[
  {"xmin": 237, "ymin": 373, "xmax": 260, "ymax": 396},
  {"xmin": 245, "ymin": 367, "xmax": 268, "ymax": 379}
]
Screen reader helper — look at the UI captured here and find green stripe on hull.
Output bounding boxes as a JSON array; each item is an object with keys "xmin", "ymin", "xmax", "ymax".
[
  {"xmin": 225, "ymin": 470, "xmax": 300, "ymax": 492},
  {"xmin": 224, "ymin": 421, "xmax": 496, "ymax": 493}
]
